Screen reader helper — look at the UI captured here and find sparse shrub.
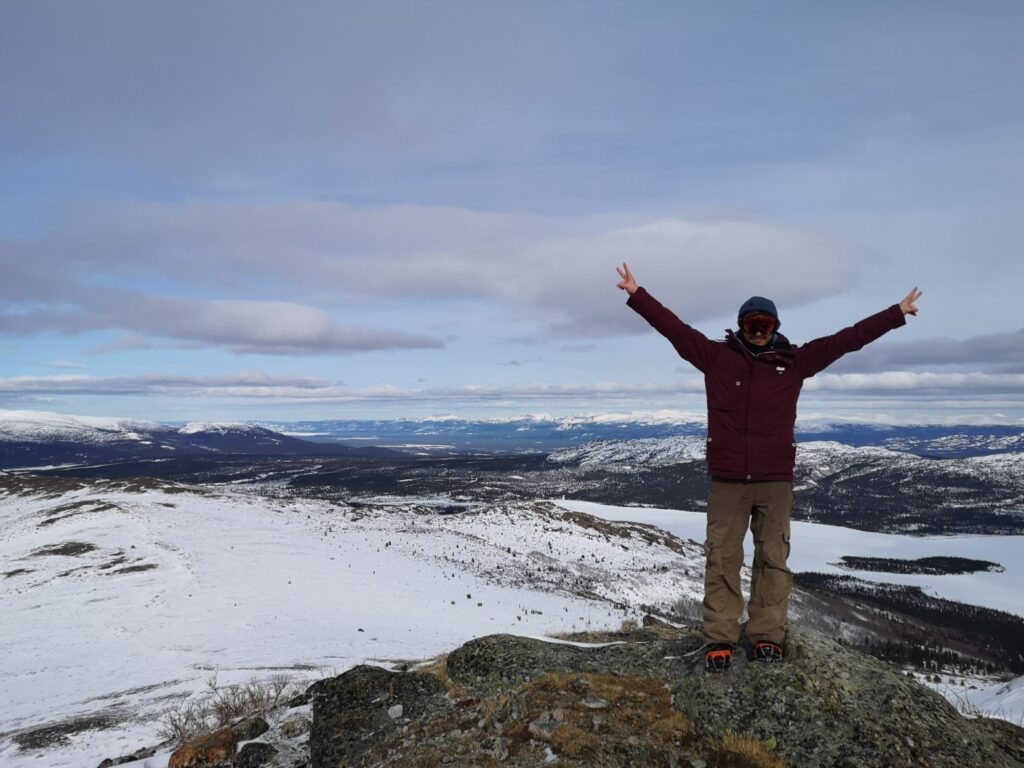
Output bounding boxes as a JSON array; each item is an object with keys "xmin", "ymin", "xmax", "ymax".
[
  {"xmin": 620, "ymin": 618, "xmax": 639, "ymax": 633},
  {"xmin": 671, "ymin": 595, "xmax": 703, "ymax": 625},
  {"xmin": 157, "ymin": 699, "xmax": 212, "ymax": 745},
  {"xmin": 157, "ymin": 672, "xmax": 299, "ymax": 745}
]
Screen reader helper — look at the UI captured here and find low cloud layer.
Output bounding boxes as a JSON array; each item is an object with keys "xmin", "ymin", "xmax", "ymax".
[
  {"xmin": 0, "ymin": 251, "xmax": 446, "ymax": 355},
  {"xmin": 4, "ymin": 370, "xmax": 1023, "ymax": 405},
  {"xmin": 827, "ymin": 328, "xmax": 1024, "ymax": 374},
  {"xmin": 1, "ymin": 203, "xmax": 853, "ymax": 354}
]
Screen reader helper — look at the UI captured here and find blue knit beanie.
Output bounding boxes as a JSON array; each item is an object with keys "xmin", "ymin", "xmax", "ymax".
[{"xmin": 738, "ymin": 296, "xmax": 779, "ymax": 329}]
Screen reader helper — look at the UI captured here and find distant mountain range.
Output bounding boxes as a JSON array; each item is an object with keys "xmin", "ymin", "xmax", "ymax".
[
  {"xmin": 0, "ymin": 410, "xmax": 400, "ymax": 469},
  {"xmin": 257, "ymin": 415, "xmax": 1024, "ymax": 457},
  {"xmin": 2, "ymin": 409, "xmax": 1022, "ymax": 470}
]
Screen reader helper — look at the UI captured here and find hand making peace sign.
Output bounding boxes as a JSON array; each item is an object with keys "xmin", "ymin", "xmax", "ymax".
[
  {"xmin": 616, "ymin": 262, "xmax": 638, "ymax": 296},
  {"xmin": 899, "ymin": 287, "xmax": 923, "ymax": 316}
]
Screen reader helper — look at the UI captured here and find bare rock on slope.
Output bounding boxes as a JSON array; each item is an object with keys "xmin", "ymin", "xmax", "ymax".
[{"xmin": 308, "ymin": 621, "xmax": 1024, "ymax": 767}]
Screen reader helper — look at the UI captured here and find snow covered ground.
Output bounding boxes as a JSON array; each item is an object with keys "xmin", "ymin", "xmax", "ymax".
[
  {"xmin": 2, "ymin": 482, "xmax": 1021, "ymax": 767},
  {"xmin": 557, "ymin": 499, "xmax": 1024, "ymax": 619},
  {"xmin": 0, "ymin": 482, "xmax": 700, "ymax": 768},
  {"xmin": 964, "ymin": 674, "xmax": 1024, "ymax": 725}
]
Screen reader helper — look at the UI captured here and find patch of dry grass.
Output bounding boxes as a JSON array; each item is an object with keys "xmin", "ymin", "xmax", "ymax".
[{"xmin": 712, "ymin": 731, "xmax": 788, "ymax": 768}]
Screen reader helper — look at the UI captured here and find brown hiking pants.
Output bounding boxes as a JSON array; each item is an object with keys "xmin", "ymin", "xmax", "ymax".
[{"xmin": 703, "ymin": 477, "xmax": 793, "ymax": 645}]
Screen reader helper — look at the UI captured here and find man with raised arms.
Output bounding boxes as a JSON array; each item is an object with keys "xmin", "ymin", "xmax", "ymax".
[{"xmin": 616, "ymin": 262, "xmax": 921, "ymax": 671}]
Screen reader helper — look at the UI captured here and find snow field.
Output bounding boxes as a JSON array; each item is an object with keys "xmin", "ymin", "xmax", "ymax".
[{"xmin": 0, "ymin": 487, "xmax": 693, "ymax": 768}]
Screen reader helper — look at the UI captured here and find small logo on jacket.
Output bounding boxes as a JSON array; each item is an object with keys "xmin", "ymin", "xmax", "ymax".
[{"xmin": 776, "ymin": 366, "xmax": 786, "ymax": 375}]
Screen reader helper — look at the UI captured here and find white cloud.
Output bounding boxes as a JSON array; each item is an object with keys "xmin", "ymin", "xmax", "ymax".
[
  {"xmin": 3, "ymin": 204, "xmax": 855, "ymax": 351},
  {"xmin": 0, "ymin": 279, "xmax": 446, "ymax": 355}
]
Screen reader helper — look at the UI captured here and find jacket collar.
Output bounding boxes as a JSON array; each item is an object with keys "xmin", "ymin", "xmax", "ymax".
[{"xmin": 726, "ymin": 329, "xmax": 795, "ymax": 365}]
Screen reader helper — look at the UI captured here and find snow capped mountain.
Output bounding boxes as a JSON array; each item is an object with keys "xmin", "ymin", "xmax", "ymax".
[
  {"xmin": 548, "ymin": 436, "xmax": 709, "ymax": 467},
  {"xmin": 0, "ymin": 411, "xmax": 277, "ymax": 444},
  {"xmin": 0, "ymin": 410, "xmax": 170, "ymax": 444},
  {"xmin": 177, "ymin": 421, "xmax": 264, "ymax": 435}
]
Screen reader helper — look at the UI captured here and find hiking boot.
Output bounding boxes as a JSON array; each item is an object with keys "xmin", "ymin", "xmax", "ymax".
[
  {"xmin": 705, "ymin": 643, "xmax": 734, "ymax": 672},
  {"xmin": 753, "ymin": 641, "xmax": 784, "ymax": 663}
]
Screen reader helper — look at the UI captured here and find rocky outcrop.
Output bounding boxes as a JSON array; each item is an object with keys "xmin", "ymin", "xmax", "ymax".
[
  {"xmin": 307, "ymin": 620, "xmax": 1024, "ymax": 768},
  {"xmin": 101, "ymin": 619, "xmax": 1023, "ymax": 767},
  {"xmin": 308, "ymin": 664, "xmax": 448, "ymax": 767}
]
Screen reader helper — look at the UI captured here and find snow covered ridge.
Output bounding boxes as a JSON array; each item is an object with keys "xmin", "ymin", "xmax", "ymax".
[
  {"xmin": 177, "ymin": 422, "xmax": 265, "ymax": 435},
  {"xmin": 549, "ymin": 437, "xmax": 909, "ymax": 468},
  {"xmin": 549, "ymin": 435, "xmax": 1024, "ymax": 477},
  {"xmin": 0, "ymin": 409, "xmax": 169, "ymax": 443},
  {"xmin": 547, "ymin": 436, "xmax": 709, "ymax": 467},
  {"xmin": 0, "ymin": 410, "xmax": 273, "ymax": 443}
]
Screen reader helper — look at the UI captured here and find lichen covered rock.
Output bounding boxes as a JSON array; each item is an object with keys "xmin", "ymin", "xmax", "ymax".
[
  {"xmin": 308, "ymin": 664, "xmax": 447, "ymax": 767},
  {"xmin": 673, "ymin": 626, "xmax": 1024, "ymax": 768},
  {"xmin": 304, "ymin": 621, "xmax": 1024, "ymax": 767}
]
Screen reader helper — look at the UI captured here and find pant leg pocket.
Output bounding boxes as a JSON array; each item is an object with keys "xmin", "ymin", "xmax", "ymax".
[{"xmin": 756, "ymin": 532, "xmax": 792, "ymax": 608}]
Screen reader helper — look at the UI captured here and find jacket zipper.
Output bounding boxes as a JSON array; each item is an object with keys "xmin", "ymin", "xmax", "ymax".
[
  {"xmin": 730, "ymin": 330, "xmax": 760, "ymax": 481},
  {"xmin": 743, "ymin": 353, "xmax": 753, "ymax": 480}
]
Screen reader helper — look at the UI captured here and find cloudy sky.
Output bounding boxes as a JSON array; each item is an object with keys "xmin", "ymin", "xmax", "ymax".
[{"xmin": 2, "ymin": 1, "xmax": 1023, "ymax": 424}]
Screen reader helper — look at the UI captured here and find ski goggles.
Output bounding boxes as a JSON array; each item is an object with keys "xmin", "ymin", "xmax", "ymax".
[{"xmin": 741, "ymin": 313, "xmax": 777, "ymax": 336}]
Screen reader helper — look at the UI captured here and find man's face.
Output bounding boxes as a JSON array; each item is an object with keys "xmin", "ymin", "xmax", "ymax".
[{"xmin": 741, "ymin": 313, "xmax": 776, "ymax": 347}]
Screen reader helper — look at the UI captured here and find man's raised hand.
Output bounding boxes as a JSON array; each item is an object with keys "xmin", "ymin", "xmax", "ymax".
[
  {"xmin": 900, "ymin": 287, "xmax": 923, "ymax": 316},
  {"xmin": 616, "ymin": 263, "xmax": 638, "ymax": 296}
]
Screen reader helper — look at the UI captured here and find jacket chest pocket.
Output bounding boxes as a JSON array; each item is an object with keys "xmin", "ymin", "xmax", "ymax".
[{"xmin": 707, "ymin": 368, "xmax": 747, "ymax": 412}]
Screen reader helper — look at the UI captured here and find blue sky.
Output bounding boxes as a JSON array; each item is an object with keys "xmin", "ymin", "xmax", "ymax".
[{"xmin": 2, "ymin": 1, "xmax": 1023, "ymax": 424}]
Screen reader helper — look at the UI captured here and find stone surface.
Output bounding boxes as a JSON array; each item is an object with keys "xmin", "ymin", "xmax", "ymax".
[
  {"xmin": 96, "ymin": 745, "xmax": 158, "ymax": 767},
  {"xmin": 318, "ymin": 621, "xmax": 1024, "ymax": 768},
  {"xmin": 230, "ymin": 716, "xmax": 270, "ymax": 742},
  {"xmin": 127, "ymin": 618, "xmax": 1024, "ymax": 768},
  {"xmin": 168, "ymin": 728, "xmax": 237, "ymax": 768},
  {"xmin": 308, "ymin": 664, "xmax": 447, "ymax": 768},
  {"xmin": 278, "ymin": 715, "xmax": 311, "ymax": 739},
  {"xmin": 445, "ymin": 630, "xmax": 694, "ymax": 693},
  {"xmin": 231, "ymin": 741, "xmax": 278, "ymax": 767},
  {"xmin": 672, "ymin": 626, "xmax": 1024, "ymax": 768}
]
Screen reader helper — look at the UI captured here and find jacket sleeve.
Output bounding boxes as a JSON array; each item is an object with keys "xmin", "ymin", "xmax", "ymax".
[
  {"xmin": 626, "ymin": 287, "xmax": 718, "ymax": 373},
  {"xmin": 797, "ymin": 304, "xmax": 906, "ymax": 378}
]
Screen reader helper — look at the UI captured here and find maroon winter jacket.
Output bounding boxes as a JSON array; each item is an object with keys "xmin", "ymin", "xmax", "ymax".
[{"xmin": 626, "ymin": 287, "xmax": 906, "ymax": 481}]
